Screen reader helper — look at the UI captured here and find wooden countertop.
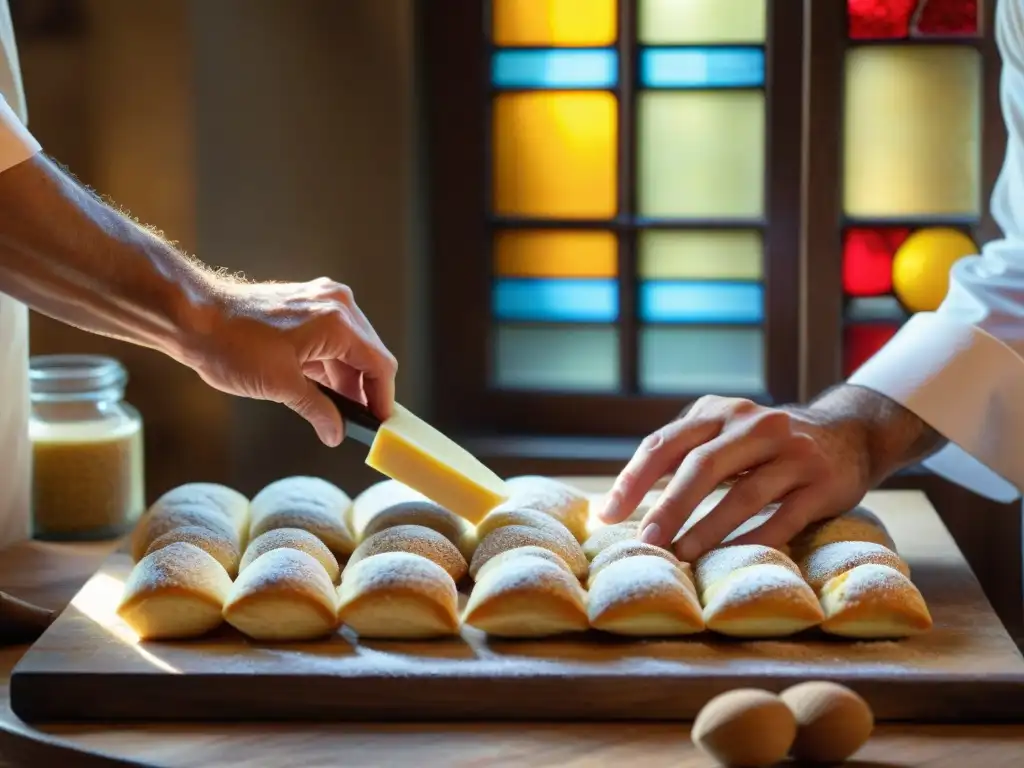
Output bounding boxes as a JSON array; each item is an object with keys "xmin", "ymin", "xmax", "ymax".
[{"xmin": 2, "ymin": 490, "xmax": 1024, "ymax": 767}]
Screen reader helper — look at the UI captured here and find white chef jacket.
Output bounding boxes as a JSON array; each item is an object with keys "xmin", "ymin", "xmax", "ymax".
[
  {"xmin": 850, "ymin": 0, "xmax": 1024, "ymax": 503},
  {"xmin": 0, "ymin": 0, "xmax": 41, "ymax": 549}
]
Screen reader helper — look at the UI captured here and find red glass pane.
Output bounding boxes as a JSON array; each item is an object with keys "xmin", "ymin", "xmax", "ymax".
[
  {"xmin": 842, "ymin": 228, "xmax": 910, "ymax": 296},
  {"xmin": 844, "ymin": 323, "xmax": 900, "ymax": 377},
  {"xmin": 848, "ymin": 0, "xmax": 917, "ymax": 39},
  {"xmin": 914, "ymin": 0, "xmax": 978, "ymax": 35}
]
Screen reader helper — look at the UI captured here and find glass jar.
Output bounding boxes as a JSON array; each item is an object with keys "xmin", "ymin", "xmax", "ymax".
[{"xmin": 28, "ymin": 355, "xmax": 145, "ymax": 541}]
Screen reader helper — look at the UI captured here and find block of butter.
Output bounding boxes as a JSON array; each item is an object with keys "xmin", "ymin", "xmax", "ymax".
[{"xmin": 366, "ymin": 404, "xmax": 509, "ymax": 524}]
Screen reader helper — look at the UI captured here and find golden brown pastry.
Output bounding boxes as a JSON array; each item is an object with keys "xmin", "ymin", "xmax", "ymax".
[
  {"xmin": 582, "ymin": 521, "xmax": 641, "ymax": 560},
  {"xmin": 499, "ymin": 475, "xmax": 590, "ymax": 542},
  {"xmin": 240, "ymin": 527, "xmax": 341, "ymax": 583},
  {"xmin": 223, "ymin": 548, "xmax": 339, "ymax": 641},
  {"xmin": 781, "ymin": 681, "xmax": 874, "ymax": 763},
  {"xmin": 789, "ymin": 506, "xmax": 897, "ymax": 560},
  {"xmin": 798, "ymin": 540, "xmax": 910, "ymax": 592},
  {"xmin": 702, "ymin": 564, "xmax": 824, "ymax": 638},
  {"xmin": 693, "ymin": 544, "xmax": 801, "ymax": 601},
  {"xmin": 469, "ymin": 524, "xmax": 588, "ymax": 580},
  {"xmin": 473, "ymin": 545, "xmax": 576, "ymax": 584},
  {"xmin": 131, "ymin": 483, "xmax": 249, "ymax": 561},
  {"xmin": 462, "ymin": 554, "xmax": 589, "ymax": 637},
  {"xmin": 249, "ymin": 476, "xmax": 356, "ymax": 559},
  {"xmin": 117, "ymin": 542, "xmax": 233, "ymax": 640},
  {"xmin": 588, "ymin": 556, "xmax": 704, "ymax": 636},
  {"xmin": 587, "ymin": 539, "xmax": 686, "ymax": 589},
  {"xmin": 346, "ymin": 524, "xmax": 468, "ymax": 582},
  {"xmin": 692, "ymin": 689, "xmax": 797, "ymax": 768},
  {"xmin": 819, "ymin": 563, "xmax": 932, "ymax": 638},
  {"xmin": 347, "ymin": 479, "xmax": 426, "ymax": 539},
  {"xmin": 476, "ymin": 507, "xmax": 580, "ymax": 556},
  {"xmin": 144, "ymin": 525, "xmax": 242, "ymax": 578},
  {"xmin": 337, "ymin": 551, "xmax": 460, "ymax": 639},
  {"xmin": 359, "ymin": 499, "xmax": 477, "ymax": 560}
]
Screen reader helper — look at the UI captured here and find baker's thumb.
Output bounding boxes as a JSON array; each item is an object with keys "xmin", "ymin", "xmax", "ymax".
[{"xmin": 285, "ymin": 379, "xmax": 344, "ymax": 447}]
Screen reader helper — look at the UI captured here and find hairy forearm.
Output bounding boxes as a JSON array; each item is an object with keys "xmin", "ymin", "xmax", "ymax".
[
  {"xmin": 794, "ymin": 384, "xmax": 948, "ymax": 485},
  {"xmin": 0, "ymin": 155, "xmax": 219, "ymax": 360}
]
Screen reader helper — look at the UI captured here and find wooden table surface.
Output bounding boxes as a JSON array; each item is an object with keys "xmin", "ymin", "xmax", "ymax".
[{"xmin": 2, "ymin": 489, "xmax": 1024, "ymax": 767}]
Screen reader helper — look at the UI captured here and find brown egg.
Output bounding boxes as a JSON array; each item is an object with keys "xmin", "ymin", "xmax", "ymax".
[
  {"xmin": 692, "ymin": 688, "xmax": 796, "ymax": 767},
  {"xmin": 780, "ymin": 681, "xmax": 874, "ymax": 763}
]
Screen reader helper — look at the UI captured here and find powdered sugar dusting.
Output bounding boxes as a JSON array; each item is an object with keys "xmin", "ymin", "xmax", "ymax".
[
  {"xmin": 695, "ymin": 545, "xmax": 800, "ymax": 595},
  {"xmin": 587, "ymin": 555, "xmax": 695, "ymax": 618},
  {"xmin": 229, "ymin": 547, "xmax": 335, "ymax": 604},
  {"xmin": 240, "ymin": 527, "xmax": 340, "ymax": 581},
  {"xmin": 474, "ymin": 545, "xmax": 574, "ymax": 583},
  {"xmin": 250, "ymin": 477, "xmax": 352, "ymax": 535},
  {"xmin": 132, "ymin": 506, "xmax": 241, "ymax": 560},
  {"xmin": 582, "ymin": 521, "xmax": 641, "ymax": 560},
  {"xmin": 469, "ymin": 524, "xmax": 587, "ymax": 579},
  {"xmin": 145, "ymin": 525, "xmax": 241, "ymax": 575},
  {"xmin": 499, "ymin": 476, "xmax": 589, "ymax": 538},
  {"xmin": 822, "ymin": 562, "xmax": 917, "ymax": 607},
  {"xmin": 122, "ymin": 541, "xmax": 232, "ymax": 603},
  {"xmin": 347, "ymin": 524, "xmax": 468, "ymax": 582},
  {"xmin": 703, "ymin": 564, "xmax": 817, "ymax": 611},
  {"xmin": 338, "ymin": 551, "xmax": 457, "ymax": 607},
  {"xmin": 800, "ymin": 541, "xmax": 909, "ymax": 591},
  {"xmin": 152, "ymin": 482, "xmax": 249, "ymax": 522},
  {"xmin": 791, "ymin": 507, "xmax": 896, "ymax": 556},
  {"xmin": 587, "ymin": 539, "xmax": 682, "ymax": 586},
  {"xmin": 468, "ymin": 555, "xmax": 586, "ymax": 606}
]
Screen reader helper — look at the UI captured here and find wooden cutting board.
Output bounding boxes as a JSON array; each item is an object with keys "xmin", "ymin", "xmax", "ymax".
[{"xmin": 10, "ymin": 488, "xmax": 1024, "ymax": 724}]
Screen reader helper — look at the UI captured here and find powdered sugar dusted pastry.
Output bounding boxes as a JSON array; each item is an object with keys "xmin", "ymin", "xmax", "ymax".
[
  {"xmin": 223, "ymin": 548, "xmax": 339, "ymax": 641},
  {"xmin": 694, "ymin": 545, "xmax": 802, "ymax": 601},
  {"xmin": 360, "ymin": 499, "xmax": 477, "ymax": 560},
  {"xmin": 462, "ymin": 554, "xmax": 589, "ymax": 637},
  {"xmin": 819, "ymin": 563, "xmax": 932, "ymax": 638},
  {"xmin": 337, "ymin": 551, "xmax": 459, "ymax": 639},
  {"xmin": 117, "ymin": 542, "xmax": 232, "ymax": 640},
  {"xmin": 799, "ymin": 541, "xmax": 910, "ymax": 593},
  {"xmin": 131, "ymin": 483, "xmax": 249, "ymax": 561},
  {"xmin": 702, "ymin": 564, "xmax": 824, "ymax": 638},
  {"xmin": 789, "ymin": 506, "xmax": 897, "ymax": 560},
  {"xmin": 347, "ymin": 479, "xmax": 426, "ymax": 539},
  {"xmin": 588, "ymin": 555, "xmax": 704, "ymax": 636},
  {"xmin": 144, "ymin": 525, "xmax": 242, "ymax": 578},
  {"xmin": 249, "ymin": 476, "xmax": 356, "ymax": 559},
  {"xmin": 240, "ymin": 527, "xmax": 341, "ymax": 583},
  {"xmin": 582, "ymin": 521, "xmax": 642, "ymax": 560},
  {"xmin": 473, "ymin": 545, "xmax": 576, "ymax": 584},
  {"xmin": 499, "ymin": 476, "xmax": 590, "ymax": 542},
  {"xmin": 346, "ymin": 524, "xmax": 468, "ymax": 582},
  {"xmin": 476, "ymin": 507, "xmax": 580, "ymax": 557},
  {"xmin": 469, "ymin": 524, "xmax": 588, "ymax": 580},
  {"xmin": 587, "ymin": 539, "xmax": 687, "ymax": 588}
]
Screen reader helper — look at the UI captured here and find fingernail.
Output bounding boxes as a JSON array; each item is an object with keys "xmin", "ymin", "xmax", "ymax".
[
  {"xmin": 640, "ymin": 523, "xmax": 662, "ymax": 546},
  {"xmin": 598, "ymin": 491, "xmax": 622, "ymax": 522}
]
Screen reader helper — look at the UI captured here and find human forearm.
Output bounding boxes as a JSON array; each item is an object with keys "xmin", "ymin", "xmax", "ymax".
[
  {"xmin": 792, "ymin": 384, "xmax": 948, "ymax": 487},
  {"xmin": 0, "ymin": 154, "xmax": 218, "ymax": 360}
]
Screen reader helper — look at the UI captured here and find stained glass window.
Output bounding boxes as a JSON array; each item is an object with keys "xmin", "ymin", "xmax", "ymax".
[
  {"xmin": 488, "ymin": 0, "xmax": 772, "ymax": 397},
  {"xmin": 840, "ymin": 0, "xmax": 984, "ymax": 377}
]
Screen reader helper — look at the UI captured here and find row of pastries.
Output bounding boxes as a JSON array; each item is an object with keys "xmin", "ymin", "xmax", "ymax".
[{"xmin": 116, "ymin": 475, "xmax": 932, "ymax": 642}]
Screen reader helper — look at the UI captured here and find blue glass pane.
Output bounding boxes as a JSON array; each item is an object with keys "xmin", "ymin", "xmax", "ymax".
[
  {"xmin": 640, "ymin": 47, "xmax": 764, "ymax": 88},
  {"xmin": 640, "ymin": 281, "xmax": 763, "ymax": 324},
  {"xmin": 492, "ymin": 49, "xmax": 619, "ymax": 89},
  {"xmin": 493, "ymin": 278, "xmax": 618, "ymax": 322}
]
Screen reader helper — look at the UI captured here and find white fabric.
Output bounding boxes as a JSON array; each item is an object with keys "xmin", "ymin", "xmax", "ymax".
[
  {"xmin": 0, "ymin": 0, "xmax": 36, "ymax": 548},
  {"xmin": 849, "ymin": 0, "xmax": 1024, "ymax": 502}
]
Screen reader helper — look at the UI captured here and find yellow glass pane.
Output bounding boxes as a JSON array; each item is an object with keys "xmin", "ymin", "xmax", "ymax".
[
  {"xmin": 495, "ymin": 230, "xmax": 618, "ymax": 278},
  {"xmin": 638, "ymin": 230, "xmax": 762, "ymax": 279},
  {"xmin": 493, "ymin": 92, "xmax": 618, "ymax": 219},
  {"xmin": 638, "ymin": 91, "xmax": 764, "ymax": 218},
  {"xmin": 492, "ymin": 0, "xmax": 617, "ymax": 47},
  {"xmin": 638, "ymin": 0, "xmax": 766, "ymax": 44},
  {"xmin": 844, "ymin": 46, "xmax": 981, "ymax": 218}
]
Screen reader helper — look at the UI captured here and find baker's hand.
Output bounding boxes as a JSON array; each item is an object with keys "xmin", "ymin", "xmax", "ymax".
[
  {"xmin": 598, "ymin": 396, "xmax": 872, "ymax": 561},
  {"xmin": 183, "ymin": 276, "xmax": 397, "ymax": 447}
]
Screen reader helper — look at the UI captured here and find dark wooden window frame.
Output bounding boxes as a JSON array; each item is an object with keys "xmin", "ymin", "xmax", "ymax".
[
  {"xmin": 423, "ymin": 0, "xmax": 803, "ymax": 440},
  {"xmin": 801, "ymin": 0, "xmax": 1007, "ymax": 399}
]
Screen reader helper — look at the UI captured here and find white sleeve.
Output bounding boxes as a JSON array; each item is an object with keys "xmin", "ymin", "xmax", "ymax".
[
  {"xmin": 848, "ymin": 0, "xmax": 1024, "ymax": 503},
  {"xmin": 0, "ymin": 93, "xmax": 39, "ymax": 173}
]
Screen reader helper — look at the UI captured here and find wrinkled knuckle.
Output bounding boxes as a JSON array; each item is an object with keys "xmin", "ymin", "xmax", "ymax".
[
  {"xmin": 334, "ymin": 284, "xmax": 355, "ymax": 304},
  {"xmin": 639, "ymin": 430, "xmax": 666, "ymax": 455},
  {"xmin": 730, "ymin": 397, "xmax": 759, "ymax": 415},
  {"xmin": 785, "ymin": 432, "xmax": 820, "ymax": 458},
  {"xmin": 382, "ymin": 350, "xmax": 399, "ymax": 375},
  {"xmin": 749, "ymin": 408, "xmax": 792, "ymax": 436}
]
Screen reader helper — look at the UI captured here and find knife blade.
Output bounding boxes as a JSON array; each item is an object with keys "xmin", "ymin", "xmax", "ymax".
[{"xmin": 316, "ymin": 383, "xmax": 381, "ymax": 446}]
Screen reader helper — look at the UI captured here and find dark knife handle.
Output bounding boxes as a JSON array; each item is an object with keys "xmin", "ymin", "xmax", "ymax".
[{"xmin": 316, "ymin": 383, "xmax": 381, "ymax": 446}]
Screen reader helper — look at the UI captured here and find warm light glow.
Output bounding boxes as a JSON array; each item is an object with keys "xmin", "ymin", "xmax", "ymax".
[{"xmin": 70, "ymin": 572, "xmax": 181, "ymax": 674}]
